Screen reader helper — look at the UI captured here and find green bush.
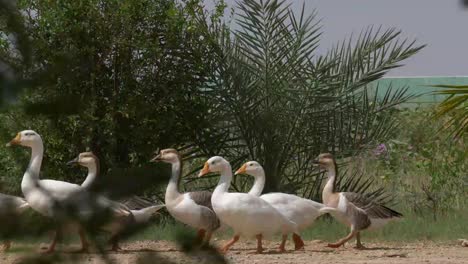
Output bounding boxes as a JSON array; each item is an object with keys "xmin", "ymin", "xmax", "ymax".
[
  {"xmin": 352, "ymin": 109, "xmax": 467, "ymax": 218},
  {"xmin": 0, "ymin": 0, "xmax": 221, "ymax": 198}
]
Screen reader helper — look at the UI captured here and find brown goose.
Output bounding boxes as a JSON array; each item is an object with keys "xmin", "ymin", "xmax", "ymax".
[
  {"xmin": 151, "ymin": 149, "xmax": 219, "ymax": 245},
  {"xmin": 314, "ymin": 153, "xmax": 402, "ymax": 249}
]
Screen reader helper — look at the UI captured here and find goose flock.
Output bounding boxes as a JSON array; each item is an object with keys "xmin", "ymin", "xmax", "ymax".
[{"xmin": 0, "ymin": 130, "xmax": 403, "ymax": 254}]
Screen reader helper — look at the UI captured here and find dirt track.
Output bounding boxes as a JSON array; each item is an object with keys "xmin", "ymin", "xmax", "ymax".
[{"xmin": 2, "ymin": 240, "xmax": 467, "ymax": 264}]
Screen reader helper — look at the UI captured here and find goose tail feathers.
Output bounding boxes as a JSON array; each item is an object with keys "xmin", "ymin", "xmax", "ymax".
[
  {"xmin": 319, "ymin": 206, "xmax": 339, "ymax": 215},
  {"xmin": 131, "ymin": 204, "xmax": 165, "ymax": 224}
]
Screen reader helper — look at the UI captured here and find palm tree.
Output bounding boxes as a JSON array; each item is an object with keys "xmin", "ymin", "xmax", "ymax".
[
  {"xmin": 185, "ymin": 0, "xmax": 424, "ymax": 199},
  {"xmin": 432, "ymin": 85, "xmax": 468, "ymax": 137}
]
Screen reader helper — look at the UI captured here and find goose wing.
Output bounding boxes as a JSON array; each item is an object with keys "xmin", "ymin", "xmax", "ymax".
[
  {"xmin": 0, "ymin": 193, "xmax": 29, "ymax": 213},
  {"xmin": 39, "ymin": 180, "xmax": 131, "ymax": 221},
  {"xmin": 342, "ymin": 192, "xmax": 402, "ymax": 219},
  {"xmin": 189, "ymin": 191, "xmax": 213, "ymax": 209},
  {"xmin": 38, "ymin": 180, "xmax": 83, "ymax": 201},
  {"xmin": 120, "ymin": 196, "xmax": 155, "ymax": 210},
  {"xmin": 188, "ymin": 191, "xmax": 220, "ymax": 231}
]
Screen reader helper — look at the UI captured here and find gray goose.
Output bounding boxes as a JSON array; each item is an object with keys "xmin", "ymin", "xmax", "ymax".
[
  {"xmin": 151, "ymin": 149, "xmax": 219, "ymax": 245},
  {"xmin": 314, "ymin": 153, "xmax": 402, "ymax": 249},
  {"xmin": 67, "ymin": 152, "xmax": 164, "ymax": 251}
]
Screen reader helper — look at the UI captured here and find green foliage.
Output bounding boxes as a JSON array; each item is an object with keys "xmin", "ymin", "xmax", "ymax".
[
  {"xmin": 0, "ymin": 0, "xmax": 31, "ymax": 105},
  {"xmin": 302, "ymin": 210, "xmax": 468, "ymax": 242},
  {"xmin": 432, "ymin": 84, "xmax": 468, "ymax": 137},
  {"xmin": 353, "ymin": 110, "xmax": 467, "ymax": 218},
  {"xmin": 0, "ymin": 0, "xmax": 219, "ymax": 195},
  {"xmin": 188, "ymin": 0, "xmax": 424, "ymax": 198}
]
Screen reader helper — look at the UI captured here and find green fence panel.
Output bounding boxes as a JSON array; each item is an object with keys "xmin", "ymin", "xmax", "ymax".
[{"xmin": 370, "ymin": 76, "xmax": 468, "ymax": 108}]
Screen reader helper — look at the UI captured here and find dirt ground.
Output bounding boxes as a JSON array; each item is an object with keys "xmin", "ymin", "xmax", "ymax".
[{"xmin": 2, "ymin": 239, "xmax": 467, "ymax": 264}]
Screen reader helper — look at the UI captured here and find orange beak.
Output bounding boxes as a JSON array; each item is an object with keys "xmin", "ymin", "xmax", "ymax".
[
  {"xmin": 235, "ymin": 164, "xmax": 247, "ymax": 175},
  {"xmin": 198, "ymin": 162, "xmax": 210, "ymax": 177},
  {"xmin": 6, "ymin": 133, "xmax": 21, "ymax": 147}
]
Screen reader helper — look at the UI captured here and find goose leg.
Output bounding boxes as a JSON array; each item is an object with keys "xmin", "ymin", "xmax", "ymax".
[
  {"xmin": 42, "ymin": 230, "xmax": 59, "ymax": 254},
  {"xmin": 108, "ymin": 235, "xmax": 122, "ymax": 251},
  {"xmin": 195, "ymin": 229, "xmax": 206, "ymax": 245},
  {"xmin": 220, "ymin": 234, "xmax": 239, "ymax": 254},
  {"xmin": 292, "ymin": 233, "xmax": 305, "ymax": 250},
  {"xmin": 108, "ymin": 220, "xmax": 129, "ymax": 252},
  {"xmin": 255, "ymin": 234, "xmax": 264, "ymax": 254},
  {"xmin": 111, "ymin": 241, "xmax": 122, "ymax": 252},
  {"xmin": 2, "ymin": 241, "xmax": 11, "ymax": 251},
  {"xmin": 76, "ymin": 228, "xmax": 89, "ymax": 253},
  {"xmin": 355, "ymin": 232, "xmax": 366, "ymax": 249},
  {"xmin": 202, "ymin": 231, "xmax": 213, "ymax": 247},
  {"xmin": 328, "ymin": 229, "xmax": 357, "ymax": 248},
  {"xmin": 278, "ymin": 234, "xmax": 288, "ymax": 252}
]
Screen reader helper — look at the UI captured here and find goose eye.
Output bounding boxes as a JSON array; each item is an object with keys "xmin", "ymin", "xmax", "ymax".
[
  {"xmin": 211, "ymin": 161, "xmax": 216, "ymax": 165},
  {"xmin": 249, "ymin": 164, "xmax": 253, "ymax": 166}
]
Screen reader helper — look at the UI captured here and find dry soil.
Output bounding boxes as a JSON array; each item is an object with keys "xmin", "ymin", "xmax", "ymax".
[{"xmin": 2, "ymin": 239, "xmax": 467, "ymax": 264}]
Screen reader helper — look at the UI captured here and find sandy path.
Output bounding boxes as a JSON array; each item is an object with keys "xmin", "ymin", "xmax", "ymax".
[{"xmin": 2, "ymin": 240, "xmax": 467, "ymax": 264}]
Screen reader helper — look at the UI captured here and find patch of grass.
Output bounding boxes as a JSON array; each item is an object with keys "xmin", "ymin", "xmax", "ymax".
[
  {"xmin": 125, "ymin": 210, "xmax": 467, "ymax": 245},
  {"xmin": 299, "ymin": 210, "xmax": 468, "ymax": 243},
  {"xmin": 368, "ymin": 210, "xmax": 468, "ymax": 242},
  {"xmin": 298, "ymin": 216, "xmax": 349, "ymax": 242},
  {"xmin": 351, "ymin": 109, "xmax": 467, "ymax": 216}
]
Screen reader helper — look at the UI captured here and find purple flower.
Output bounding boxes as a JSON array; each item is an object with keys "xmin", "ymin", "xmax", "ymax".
[{"xmin": 373, "ymin": 143, "xmax": 388, "ymax": 156}]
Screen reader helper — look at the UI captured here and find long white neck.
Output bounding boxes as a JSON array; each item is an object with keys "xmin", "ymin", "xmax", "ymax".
[
  {"xmin": 247, "ymin": 170, "xmax": 265, "ymax": 196},
  {"xmin": 81, "ymin": 163, "xmax": 98, "ymax": 189},
  {"xmin": 322, "ymin": 164, "xmax": 337, "ymax": 203},
  {"xmin": 165, "ymin": 160, "xmax": 182, "ymax": 202},
  {"xmin": 22, "ymin": 141, "xmax": 44, "ymax": 196},
  {"xmin": 213, "ymin": 163, "xmax": 233, "ymax": 198}
]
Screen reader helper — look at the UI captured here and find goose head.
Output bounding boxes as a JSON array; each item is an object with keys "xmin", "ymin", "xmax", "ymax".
[
  {"xmin": 198, "ymin": 156, "xmax": 229, "ymax": 177},
  {"xmin": 313, "ymin": 153, "xmax": 336, "ymax": 172},
  {"xmin": 67, "ymin": 152, "xmax": 99, "ymax": 169},
  {"xmin": 150, "ymin": 148, "xmax": 180, "ymax": 164},
  {"xmin": 6, "ymin": 130, "xmax": 42, "ymax": 148},
  {"xmin": 235, "ymin": 161, "xmax": 263, "ymax": 178}
]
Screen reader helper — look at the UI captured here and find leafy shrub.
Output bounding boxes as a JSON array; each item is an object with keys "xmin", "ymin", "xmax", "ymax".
[{"xmin": 352, "ymin": 109, "xmax": 467, "ymax": 218}]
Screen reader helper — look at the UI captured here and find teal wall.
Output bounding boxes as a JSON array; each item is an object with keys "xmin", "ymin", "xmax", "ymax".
[{"xmin": 372, "ymin": 76, "xmax": 468, "ymax": 108}]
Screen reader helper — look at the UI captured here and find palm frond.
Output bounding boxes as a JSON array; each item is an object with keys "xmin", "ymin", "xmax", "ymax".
[
  {"xmin": 185, "ymin": 0, "xmax": 423, "ymax": 201},
  {"xmin": 430, "ymin": 84, "xmax": 468, "ymax": 137}
]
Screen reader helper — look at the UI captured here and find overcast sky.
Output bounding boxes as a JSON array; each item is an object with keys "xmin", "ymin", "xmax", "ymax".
[{"xmin": 205, "ymin": 0, "xmax": 468, "ymax": 77}]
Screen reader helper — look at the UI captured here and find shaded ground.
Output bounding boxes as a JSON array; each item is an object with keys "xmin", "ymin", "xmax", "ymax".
[{"xmin": 2, "ymin": 240, "xmax": 467, "ymax": 264}]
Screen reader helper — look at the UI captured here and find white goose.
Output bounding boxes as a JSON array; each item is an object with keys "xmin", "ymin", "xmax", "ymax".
[
  {"xmin": 67, "ymin": 152, "xmax": 165, "ymax": 251},
  {"xmin": 151, "ymin": 149, "xmax": 219, "ymax": 245},
  {"xmin": 0, "ymin": 193, "xmax": 29, "ymax": 251},
  {"xmin": 6, "ymin": 130, "xmax": 130, "ymax": 253},
  {"xmin": 199, "ymin": 156, "xmax": 297, "ymax": 253},
  {"xmin": 235, "ymin": 161, "xmax": 325, "ymax": 250},
  {"xmin": 314, "ymin": 153, "xmax": 402, "ymax": 249}
]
